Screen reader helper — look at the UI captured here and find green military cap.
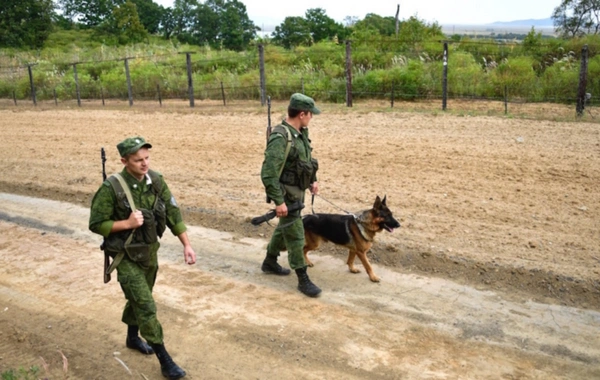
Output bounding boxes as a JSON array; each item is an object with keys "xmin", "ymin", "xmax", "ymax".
[
  {"xmin": 289, "ymin": 93, "xmax": 321, "ymax": 115},
  {"xmin": 117, "ymin": 136, "xmax": 152, "ymax": 157}
]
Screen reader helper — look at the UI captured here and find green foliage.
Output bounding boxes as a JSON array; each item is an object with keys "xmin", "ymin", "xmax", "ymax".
[
  {"xmin": 272, "ymin": 17, "xmax": 312, "ymax": 49},
  {"xmin": 0, "ymin": 0, "xmax": 55, "ymax": 49},
  {"xmin": 446, "ymin": 52, "xmax": 486, "ymax": 96},
  {"xmin": 1, "ymin": 366, "xmax": 40, "ymax": 380},
  {"xmin": 486, "ymin": 56, "xmax": 539, "ymax": 100}
]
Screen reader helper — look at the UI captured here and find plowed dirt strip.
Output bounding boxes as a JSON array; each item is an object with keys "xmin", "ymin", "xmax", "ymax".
[{"xmin": 0, "ymin": 194, "xmax": 598, "ymax": 379}]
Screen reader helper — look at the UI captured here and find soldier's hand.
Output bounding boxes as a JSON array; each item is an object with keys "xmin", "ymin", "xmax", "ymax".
[
  {"xmin": 276, "ymin": 203, "xmax": 288, "ymax": 218},
  {"xmin": 129, "ymin": 210, "xmax": 144, "ymax": 228},
  {"xmin": 309, "ymin": 182, "xmax": 319, "ymax": 195}
]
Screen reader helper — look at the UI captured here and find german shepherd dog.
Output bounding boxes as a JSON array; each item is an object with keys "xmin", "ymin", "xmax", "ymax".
[{"xmin": 302, "ymin": 195, "xmax": 400, "ymax": 282}]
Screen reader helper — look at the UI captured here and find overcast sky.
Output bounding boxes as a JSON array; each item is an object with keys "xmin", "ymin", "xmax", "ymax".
[{"xmin": 153, "ymin": 0, "xmax": 557, "ymax": 27}]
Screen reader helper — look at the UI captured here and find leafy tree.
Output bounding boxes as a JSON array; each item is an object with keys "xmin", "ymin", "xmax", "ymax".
[
  {"xmin": 0, "ymin": 0, "xmax": 55, "ymax": 48},
  {"xmin": 130, "ymin": 0, "xmax": 163, "ymax": 34},
  {"xmin": 58, "ymin": 0, "xmax": 117, "ymax": 28},
  {"xmin": 170, "ymin": 0, "xmax": 199, "ymax": 44},
  {"xmin": 552, "ymin": 0, "xmax": 600, "ymax": 38},
  {"xmin": 352, "ymin": 13, "xmax": 396, "ymax": 36},
  {"xmin": 203, "ymin": 0, "xmax": 258, "ymax": 50},
  {"xmin": 305, "ymin": 8, "xmax": 347, "ymax": 43},
  {"xmin": 398, "ymin": 15, "xmax": 443, "ymax": 44},
  {"xmin": 272, "ymin": 16, "xmax": 312, "ymax": 49},
  {"xmin": 113, "ymin": 0, "xmax": 148, "ymax": 43}
]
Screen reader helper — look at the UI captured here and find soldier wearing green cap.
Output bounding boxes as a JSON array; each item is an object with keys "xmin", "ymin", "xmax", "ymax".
[
  {"xmin": 89, "ymin": 136, "xmax": 196, "ymax": 379},
  {"xmin": 260, "ymin": 93, "xmax": 322, "ymax": 297}
]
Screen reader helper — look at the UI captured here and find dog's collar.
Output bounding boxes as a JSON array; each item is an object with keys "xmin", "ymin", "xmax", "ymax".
[{"xmin": 353, "ymin": 214, "xmax": 374, "ymax": 242}]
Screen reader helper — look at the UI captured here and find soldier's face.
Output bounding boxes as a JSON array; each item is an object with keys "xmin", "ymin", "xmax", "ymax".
[
  {"xmin": 121, "ymin": 148, "xmax": 150, "ymax": 180},
  {"xmin": 299, "ymin": 111, "xmax": 312, "ymax": 127}
]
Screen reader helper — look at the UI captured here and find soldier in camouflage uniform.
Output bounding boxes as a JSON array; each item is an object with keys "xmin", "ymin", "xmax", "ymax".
[
  {"xmin": 260, "ymin": 93, "xmax": 322, "ymax": 297},
  {"xmin": 89, "ymin": 136, "xmax": 196, "ymax": 380}
]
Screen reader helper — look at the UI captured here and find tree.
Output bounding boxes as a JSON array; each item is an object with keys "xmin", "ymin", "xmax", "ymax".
[
  {"xmin": 112, "ymin": 0, "xmax": 148, "ymax": 43},
  {"xmin": 552, "ymin": 0, "xmax": 600, "ymax": 38},
  {"xmin": 352, "ymin": 13, "xmax": 396, "ymax": 36},
  {"xmin": 397, "ymin": 15, "xmax": 443, "ymax": 44},
  {"xmin": 272, "ymin": 17, "xmax": 312, "ymax": 49},
  {"xmin": 58, "ymin": 0, "xmax": 117, "ymax": 28},
  {"xmin": 0, "ymin": 0, "xmax": 55, "ymax": 48},
  {"xmin": 130, "ymin": 0, "xmax": 163, "ymax": 34},
  {"xmin": 304, "ymin": 8, "xmax": 347, "ymax": 43}
]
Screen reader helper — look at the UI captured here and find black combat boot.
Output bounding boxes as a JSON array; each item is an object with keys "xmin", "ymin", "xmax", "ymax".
[
  {"xmin": 150, "ymin": 343, "xmax": 186, "ymax": 380},
  {"xmin": 261, "ymin": 254, "xmax": 291, "ymax": 275},
  {"xmin": 126, "ymin": 325, "xmax": 154, "ymax": 355},
  {"xmin": 295, "ymin": 267, "xmax": 321, "ymax": 297}
]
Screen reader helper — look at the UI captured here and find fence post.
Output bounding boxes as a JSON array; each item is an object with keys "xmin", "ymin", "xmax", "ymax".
[
  {"xmin": 73, "ymin": 63, "xmax": 81, "ymax": 107},
  {"xmin": 157, "ymin": 84, "xmax": 162, "ymax": 107},
  {"xmin": 27, "ymin": 64, "xmax": 37, "ymax": 106},
  {"xmin": 442, "ymin": 42, "xmax": 448, "ymax": 111},
  {"xmin": 345, "ymin": 40, "xmax": 353, "ymax": 107},
  {"xmin": 124, "ymin": 58, "xmax": 133, "ymax": 107},
  {"xmin": 54, "ymin": 89, "xmax": 58, "ymax": 106},
  {"xmin": 259, "ymin": 44, "xmax": 266, "ymax": 106},
  {"xmin": 101, "ymin": 87, "xmax": 105, "ymax": 106},
  {"xmin": 13, "ymin": 90, "xmax": 17, "ymax": 106},
  {"xmin": 504, "ymin": 85, "xmax": 508, "ymax": 114},
  {"xmin": 185, "ymin": 52, "xmax": 194, "ymax": 108},
  {"xmin": 221, "ymin": 81, "xmax": 226, "ymax": 106},
  {"xmin": 577, "ymin": 44, "xmax": 589, "ymax": 117},
  {"xmin": 391, "ymin": 80, "xmax": 395, "ymax": 108}
]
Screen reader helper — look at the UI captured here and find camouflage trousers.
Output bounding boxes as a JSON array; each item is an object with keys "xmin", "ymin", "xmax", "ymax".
[
  {"xmin": 266, "ymin": 207, "xmax": 307, "ymax": 270},
  {"xmin": 116, "ymin": 242, "xmax": 163, "ymax": 344}
]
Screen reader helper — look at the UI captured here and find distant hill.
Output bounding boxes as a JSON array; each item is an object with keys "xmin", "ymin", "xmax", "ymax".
[{"xmin": 488, "ymin": 18, "xmax": 553, "ymax": 27}]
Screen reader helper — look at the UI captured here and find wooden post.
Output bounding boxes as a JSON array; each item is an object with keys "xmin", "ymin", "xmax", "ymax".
[
  {"xmin": 54, "ymin": 89, "xmax": 58, "ymax": 106},
  {"xmin": 157, "ymin": 84, "xmax": 162, "ymax": 107},
  {"xmin": 577, "ymin": 44, "xmax": 589, "ymax": 117},
  {"xmin": 73, "ymin": 63, "xmax": 81, "ymax": 107},
  {"xmin": 391, "ymin": 80, "xmax": 395, "ymax": 108},
  {"xmin": 504, "ymin": 85, "xmax": 508, "ymax": 114},
  {"xmin": 186, "ymin": 52, "xmax": 194, "ymax": 108},
  {"xmin": 395, "ymin": 4, "xmax": 400, "ymax": 37},
  {"xmin": 13, "ymin": 90, "xmax": 17, "ymax": 106},
  {"xmin": 101, "ymin": 87, "xmax": 105, "ymax": 106},
  {"xmin": 124, "ymin": 58, "xmax": 133, "ymax": 107},
  {"xmin": 345, "ymin": 40, "xmax": 353, "ymax": 107},
  {"xmin": 221, "ymin": 81, "xmax": 226, "ymax": 106},
  {"xmin": 259, "ymin": 44, "xmax": 266, "ymax": 106},
  {"xmin": 27, "ymin": 64, "xmax": 37, "ymax": 106},
  {"xmin": 442, "ymin": 42, "xmax": 448, "ymax": 111}
]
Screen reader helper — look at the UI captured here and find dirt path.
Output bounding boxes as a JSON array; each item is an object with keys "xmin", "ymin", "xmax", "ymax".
[
  {"xmin": 0, "ymin": 193, "xmax": 599, "ymax": 379},
  {"xmin": 0, "ymin": 106, "xmax": 600, "ymax": 378}
]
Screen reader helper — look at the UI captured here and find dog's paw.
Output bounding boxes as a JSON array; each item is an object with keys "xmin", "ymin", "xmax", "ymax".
[
  {"xmin": 349, "ymin": 267, "xmax": 360, "ymax": 274},
  {"xmin": 369, "ymin": 275, "xmax": 380, "ymax": 283},
  {"xmin": 306, "ymin": 260, "xmax": 314, "ymax": 267}
]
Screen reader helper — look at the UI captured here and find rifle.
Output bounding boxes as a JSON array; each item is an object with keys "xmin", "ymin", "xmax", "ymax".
[
  {"xmin": 251, "ymin": 201, "xmax": 304, "ymax": 226},
  {"xmin": 100, "ymin": 147, "xmax": 111, "ymax": 284},
  {"xmin": 265, "ymin": 96, "xmax": 272, "ymax": 203}
]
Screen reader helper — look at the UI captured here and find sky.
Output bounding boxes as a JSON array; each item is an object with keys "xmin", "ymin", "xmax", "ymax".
[{"xmin": 153, "ymin": 0, "xmax": 557, "ymax": 29}]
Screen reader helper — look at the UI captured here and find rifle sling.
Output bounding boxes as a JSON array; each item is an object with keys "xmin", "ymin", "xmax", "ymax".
[{"xmin": 106, "ymin": 173, "xmax": 138, "ymax": 275}]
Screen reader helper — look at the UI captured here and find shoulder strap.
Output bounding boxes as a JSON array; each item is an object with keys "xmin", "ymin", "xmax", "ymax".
[
  {"xmin": 147, "ymin": 170, "xmax": 163, "ymax": 195},
  {"xmin": 109, "ymin": 174, "xmax": 137, "ymax": 212},
  {"xmin": 272, "ymin": 125, "xmax": 292, "ymax": 178}
]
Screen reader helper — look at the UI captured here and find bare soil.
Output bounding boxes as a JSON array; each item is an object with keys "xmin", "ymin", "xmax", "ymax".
[{"xmin": 0, "ymin": 102, "xmax": 599, "ymax": 379}]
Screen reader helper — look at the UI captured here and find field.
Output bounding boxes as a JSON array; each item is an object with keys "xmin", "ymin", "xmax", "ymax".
[{"xmin": 0, "ymin": 101, "xmax": 599, "ymax": 379}]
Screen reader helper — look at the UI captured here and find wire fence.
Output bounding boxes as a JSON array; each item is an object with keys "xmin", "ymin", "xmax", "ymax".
[{"xmin": 0, "ymin": 40, "xmax": 597, "ymax": 117}]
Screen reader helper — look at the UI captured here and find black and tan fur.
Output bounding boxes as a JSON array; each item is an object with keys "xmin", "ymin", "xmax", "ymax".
[{"xmin": 302, "ymin": 195, "xmax": 400, "ymax": 282}]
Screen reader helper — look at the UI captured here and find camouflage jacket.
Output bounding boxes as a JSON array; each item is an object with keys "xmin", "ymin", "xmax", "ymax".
[
  {"xmin": 260, "ymin": 120, "xmax": 316, "ymax": 206},
  {"xmin": 89, "ymin": 168, "xmax": 187, "ymax": 238}
]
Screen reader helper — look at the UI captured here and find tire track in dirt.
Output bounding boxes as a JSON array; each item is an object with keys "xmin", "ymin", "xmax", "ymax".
[{"xmin": 0, "ymin": 193, "xmax": 599, "ymax": 379}]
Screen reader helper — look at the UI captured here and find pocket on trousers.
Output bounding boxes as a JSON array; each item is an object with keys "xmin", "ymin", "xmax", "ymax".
[{"xmin": 118, "ymin": 275, "xmax": 139, "ymax": 303}]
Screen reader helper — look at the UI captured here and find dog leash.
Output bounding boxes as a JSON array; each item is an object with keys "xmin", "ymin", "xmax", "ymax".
[{"xmin": 312, "ymin": 193, "xmax": 355, "ymax": 216}]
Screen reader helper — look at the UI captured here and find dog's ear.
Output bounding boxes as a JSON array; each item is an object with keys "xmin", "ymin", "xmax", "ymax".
[
  {"xmin": 382, "ymin": 195, "xmax": 387, "ymax": 206},
  {"xmin": 374, "ymin": 195, "xmax": 382, "ymax": 209}
]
